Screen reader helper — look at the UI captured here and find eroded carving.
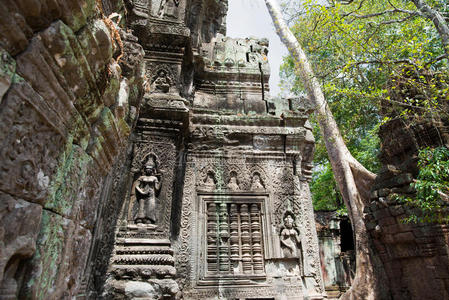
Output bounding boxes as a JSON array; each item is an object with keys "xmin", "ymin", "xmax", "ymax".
[
  {"xmin": 157, "ymin": 0, "xmax": 180, "ymax": 19},
  {"xmin": 129, "ymin": 0, "xmax": 150, "ymax": 18},
  {"xmin": 202, "ymin": 170, "xmax": 217, "ymax": 190},
  {"xmin": 250, "ymin": 172, "xmax": 265, "ymax": 191},
  {"xmin": 280, "ymin": 212, "xmax": 302, "ymax": 259},
  {"xmin": 226, "ymin": 171, "xmax": 240, "ymax": 191},
  {"xmin": 151, "ymin": 69, "xmax": 173, "ymax": 93}
]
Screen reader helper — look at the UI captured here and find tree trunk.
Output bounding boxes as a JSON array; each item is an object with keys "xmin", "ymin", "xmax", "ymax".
[
  {"xmin": 264, "ymin": 1, "xmax": 389, "ymax": 299},
  {"xmin": 411, "ymin": 0, "xmax": 449, "ymax": 56}
]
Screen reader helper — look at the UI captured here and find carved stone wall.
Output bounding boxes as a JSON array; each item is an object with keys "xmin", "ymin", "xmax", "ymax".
[
  {"xmin": 176, "ymin": 151, "xmax": 324, "ymax": 299},
  {"xmin": 0, "ymin": 0, "xmax": 145, "ymax": 299},
  {"xmin": 99, "ymin": 0, "xmax": 326, "ymax": 297}
]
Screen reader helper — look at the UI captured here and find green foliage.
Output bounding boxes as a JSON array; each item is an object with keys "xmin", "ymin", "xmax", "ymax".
[
  {"xmin": 311, "ymin": 124, "xmax": 380, "ymax": 210},
  {"xmin": 280, "ymin": 0, "xmax": 449, "ymax": 210},
  {"xmin": 310, "ymin": 164, "xmax": 340, "ymax": 210},
  {"xmin": 400, "ymin": 146, "xmax": 449, "ymax": 223}
]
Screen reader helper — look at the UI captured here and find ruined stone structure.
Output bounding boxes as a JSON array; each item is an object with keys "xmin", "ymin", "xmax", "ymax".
[
  {"xmin": 0, "ymin": 0, "xmax": 325, "ymax": 299},
  {"xmin": 365, "ymin": 117, "xmax": 449, "ymax": 300},
  {"xmin": 314, "ymin": 211, "xmax": 355, "ymax": 299},
  {"xmin": 95, "ymin": 0, "xmax": 325, "ymax": 298},
  {"xmin": 3, "ymin": 1, "xmax": 449, "ymax": 300}
]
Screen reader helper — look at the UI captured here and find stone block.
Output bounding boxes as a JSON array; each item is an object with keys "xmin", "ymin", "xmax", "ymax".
[
  {"xmin": 253, "ymin": 135, "xmax": 284, "ymax": 151},
  {"xmin": 379, "ymin": 217, "xmax": 397, "ymax": 227},
  {"xmin": 375, "ymin": 173, "xmax": 414, "ymax": 190},
  {"xmin": 369, "ymin": 201, "xmax": 379, "ymax": 212},
  {"xmin": 373, "ymin": 239, "xmax": 387, "ymax": 253},
  {"xmin": 373, "ymin": 208, "xmax": 392, "ymax": 220},
  {"xmin": 86, "ymin": 107, "xmax": 126, "ymax": 175},
  {"xmin": 413, "ymin": 228, "xmax": 428, "ymax": 238},
  {"xmin": 57, "ymin": 0, "xmax": 97, "ymax": 32},
  {"xmin": 244, "ymin": 99, "xmax": 266, "ymax": 114},
  {"xmin": 77, "ymin": 20, "xmax": 114, "ymax": 81},
  {"xmin": 77, "ymin": 163, "xmax": 102, "ymax": 230},
  {"xmin": 44, "ymin": 144, "xmax": 101, "ymax": 228},
  {"xmin": 0, "ymin": 82, "xmax": 66, "ymax": 204},
  {"xmin": 39, "ymin": 21, "xmax": 104, "ymax": 125},
  {"xmin": 393, "ymin": 232, "xmax": 415, "ymax": 243},
  {"xmin": 366, "ymin": 221, "xmax": 377, "ymax": 231},
  {"xmin": 26, "ymin": 210, "xmax": 92, "ymax": 299},
  {"xmin": 389, "ymin": 205, "xmax": 405, "ymax": 217},
  {"xmin": 16, "ymin": 38, "xmax": 79, "ymax": 128},
  {"xmin": 192, "ymin": 91, "xmax": 217, "ymax": 109},
  {"xmin": 385, "ymin": 223, "xmax": 413, "ymax": 235},
  {"xmin": 434, "ymin": 262, "xmax": 449, "ymax": 279},
  {"xmin": 216, "ymin": 94, "xmax": 245, "ymax": 112},
  {"xmin": 0, "ymin": 193, "xmax": 42, "ymax": 284},
  {"xmin": 391, "ymin": 185, "xmax": 415, "ymax": 194},
  {"xmin": 0, "ymin": 1, "xmax": 31, "ymax": 55},
  {"xmin": 378, "ymin": 188, "xmax": 391, "ymax": 197},
  {"xmin": 382, "ymin": 233, "xmax": 395, "ymax": 244},
  {"xmin": 0, "ymin": 49, "xmax": 15, "ymax": 102},
  {"xmin": 415, "ymin": 237, "xmax": 434, "ymax": 244}
]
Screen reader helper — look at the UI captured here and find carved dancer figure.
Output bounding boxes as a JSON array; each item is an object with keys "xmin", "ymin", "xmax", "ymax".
[
  {"xmin": 152, "ymin": 69, "xmax": 172, "ymax": 93},
  {"xmin": 280, "ymin": 212, "xmax": 302, "ymax": 258},
  {"xmin": 203, "ymin": 171, "xmax": 216, "ymax": 189},
  {"xmin": 132, "ymin": 155, "xmax": 161, "ymax": 225},
  {"xmin": 157, "ymin": 0, "xmax": 180, "ymax": 19},
  {"xmin": 250, "ymin": 172, "xmax": 265, "ymax": 190},
  {"xmin": 227, "ymin": 172, "xmax": 240, "ymax": 191}
]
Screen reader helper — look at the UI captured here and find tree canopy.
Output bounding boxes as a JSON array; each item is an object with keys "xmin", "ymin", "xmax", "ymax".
[{"xmin": 280, "ymin": 0, "xmax": 449, "ymax": 211}]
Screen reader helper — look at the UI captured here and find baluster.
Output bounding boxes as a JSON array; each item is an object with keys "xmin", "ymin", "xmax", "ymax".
[
  {"xmin": 250, "ymin": 204, "xmax": 264, "ymax": 274},
  {"xmin": 240, "ymin": 204, "xmax": 252, "ymax": 274},
  {"xmin": 206, "ymin": 203, "xmax": 218, "ymax": 273},
  {"xmin": 218, "ymin": 203, "xmax": 230, "ymax": 272},
  {"xmin": 229, "ymin": 203, "xmax": 240, "ymax": 273}
]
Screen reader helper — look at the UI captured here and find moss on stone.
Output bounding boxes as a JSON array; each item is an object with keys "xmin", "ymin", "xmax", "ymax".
[
  {"xmin": 31, "ymin": 210, "xmax": 66, "ymax": 300},
  {"xmin": 45, "ymin": 137, "xmax": 93, "ymax": 218}
]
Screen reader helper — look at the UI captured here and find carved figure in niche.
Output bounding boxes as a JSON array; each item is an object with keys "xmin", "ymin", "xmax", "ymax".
[
  {"xmin": 294, "ymin": 154, "xmax": 302, "ymax": 176},
  {"xmin": 132, "ymin": 155, "xmax": 161, "ymax": 225},
  {"xmin": 250, "ymin": 172, "xmax": 265, "ymax": 190},
  {"xmin": 152, "ymin": 69, "xmax": 172, "ymax": 93},
  {"xmin": 157, "ymin": 0, "xmax": 180, "ymax": 19},
  {"xmin": 203, "ymin": 171, "xmax": 217, "ymax": 189},
  {"xmin": 129, "ymin": 0, "xmax": 150, "ymax": 18},
  {"xmin": 227, "ymin": 171, "xmax": 240, "ymax": 191},
  {"xmin": 280, "ymin": 212, "xmax": 302, "ymax": 259}
]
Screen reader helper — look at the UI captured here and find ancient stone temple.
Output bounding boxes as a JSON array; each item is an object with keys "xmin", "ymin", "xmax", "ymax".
[{"xmin": 0, "ymin": 0, "xmax": 324, "ymax": 299}]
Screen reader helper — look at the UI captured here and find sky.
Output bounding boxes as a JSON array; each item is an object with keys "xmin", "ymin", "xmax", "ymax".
[{"xmin": 226, "ymin": 0, "xmax": 288, "ymax": 96}]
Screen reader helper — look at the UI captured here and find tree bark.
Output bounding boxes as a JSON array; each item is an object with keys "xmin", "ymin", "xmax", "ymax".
[
  {"xmin": 411, "ymin": 0, "xmax": 449, "ymax": 56},
  {"xmin": 264, "ymin": 1, "xmax": 389, "ymax": 299}
]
